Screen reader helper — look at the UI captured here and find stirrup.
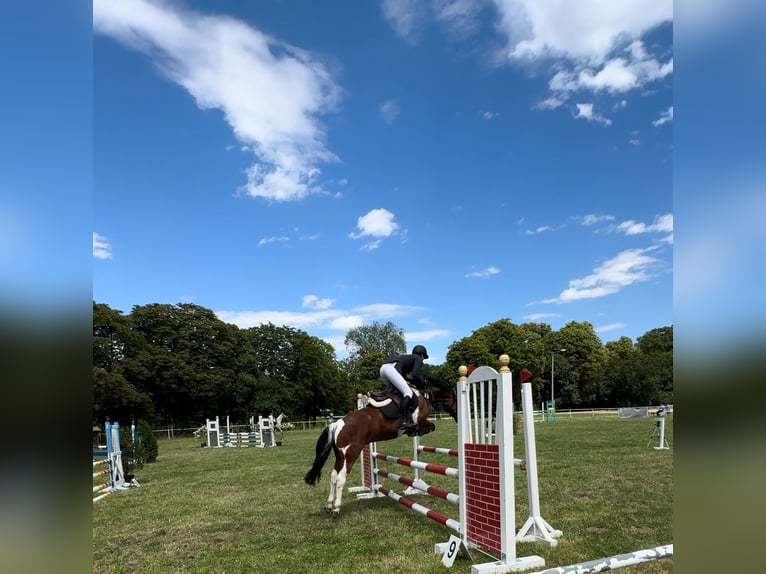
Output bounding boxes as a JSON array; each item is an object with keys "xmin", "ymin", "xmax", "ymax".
[{"xmin": 400, "ymin": 418, "xmax": 417, "ymax": 432}]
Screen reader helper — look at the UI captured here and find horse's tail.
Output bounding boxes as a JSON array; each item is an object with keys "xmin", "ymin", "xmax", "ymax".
[{"xmin": 304, "ymin": 423, "xmax": 336, "ymax": 486}]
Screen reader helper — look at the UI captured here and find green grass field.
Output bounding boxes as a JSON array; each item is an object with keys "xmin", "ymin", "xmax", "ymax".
[{"xmin": 93, "ymin": 415, "xmax": 673, "ymax": 574}]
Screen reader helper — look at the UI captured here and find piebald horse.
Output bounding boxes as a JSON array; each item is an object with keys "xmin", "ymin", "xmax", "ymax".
[{"xmin": 304, "ymin": 379, "xmax": 458, "ymax": 517}]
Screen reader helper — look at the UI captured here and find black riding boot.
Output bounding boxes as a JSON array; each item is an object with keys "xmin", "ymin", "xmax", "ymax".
[{"xmin": 399, "ymin": 395, "xmax": 417, "ymax": 433}]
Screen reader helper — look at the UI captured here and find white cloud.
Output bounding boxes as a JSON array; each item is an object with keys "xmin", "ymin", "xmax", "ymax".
[
  {"xmin": 551, "ymin": 44, "xmax": 673, "ymax": 96},
  {"xmin": 381, "ymin": 0, "xmax": 429, "ymax": 43},
  {"xmin": 596, "ymin": 322, "xmax": 626, "ymax": 333},
  {"xmin": 522, "ymin": 312, "xmax": 560, "ymax": 321},
  {"xmin": 93, "ymin": 0, "xmax": 341, "ymax": 203},
  {"xmin": 381, "ymin": 99, "xmax": 401, "ymax": 125},
  {"xmin": 215, "ymin": 299, "xmax": 431, "ymax": 357},
  {"xmin": 93, "ymin": 232, "xmax": 113, "ymax": 259},
  {"xmin": 494, "ymin": 0, "xmax": 672, "ymax": 65},
  {"xmin": 613, "ymin": 213, "xmax": 673, "ymax": 235},
  {"xmin": 465, "ymin": 266, "xmax": 500, "ymax": 279},
  {"xmin": 534, "ymin": 96, "xmax": 565, "ymax": 110},
  {"xmin": 574, "ymin": 103, "xmax": 612, "ymax": 126},
  {"xmin": 405, "ymin": 328, "xmax": 451, "ymax": 341},
  {"xmin": 577, "ymin": 214, "xmax": 615, "ymax": 226},
  {"xmin": 434, "ymin": 0, "xmax": 484, "ymax": 39},
  {"xmin": 493, "ymin": 1, "xmax": 672, "ymax": 112},
  {"xmin": 258, "ymin": 236, "xmax": 289, "ymax": 247},
  {"xmin": 541, "ymin": 247, "xmax": 661, "ymax": 303},
  {"xmin": 652, "ymin": 106, "xmax": 673, "ymax": 126},
  {"xmin": 215, "ymin": 309, "xmax": 338, "ymax": 330},
  {"xmin": 482, "ymin": 110, "xmax": 499, "ymax": 120},
  {"xmin": 353, "ymin": 303, "xmax": 424, "ymax": 317},
  {"xmin": 302, "ymin": 294, "xmax": 335, "ymax": 310},
  {"xmin": 526, "ymin": 225, "xmax": 555, "ymax": 235},
  {"xmin": 349, "ymin": 208, "xmax": 402, "ymax": 250},
  {"xmin": 328, "ymin": 315, "xmax": 364, "ymax": 330}
]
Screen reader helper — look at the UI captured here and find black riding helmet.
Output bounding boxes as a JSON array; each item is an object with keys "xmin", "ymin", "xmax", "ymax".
[{"xmin": 412, "ymin": 345, "xmax": 429, "ymax": 359}]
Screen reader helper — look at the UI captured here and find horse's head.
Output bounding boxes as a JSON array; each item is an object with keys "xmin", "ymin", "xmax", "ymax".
[{"xmin": 423, "ymin": 378, "xmax": 458, "ymax": 422}]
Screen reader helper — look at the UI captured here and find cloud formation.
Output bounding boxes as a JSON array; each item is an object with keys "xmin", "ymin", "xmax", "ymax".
[
  {"xmin": 523, "ymin": 312, "xmax": 560, "ymax": 321},
  {"xmin": 216, "ymin": 299, "xmax": 427, "ymax": 354},
  {"xmin": 302, "ymin": 294, "xmax": 335, "ymax": 310},
  {"xmin": 494, "ymin": 0, "xmax": 671, "ymax": 63},
  {"xmin": 576, "ymin": 214, "xmax": 616, "ymax": 226},
  {"xmin": 574, "ymin": 103, "xmax": 612, "ymax": 126},
  {"xmin": 94, "ymin": 0, "xmax": 341, "ymax": 202},
  {"xmin": 612, "ymin": 213, "xmax": 673, "ymax": 236},
  {"xmin": 492, "ymin": 1, "xmax": 672, "ymax": 114},
  {"xmin": 379, "ymin": 1, "xmax": 672, "ymax": 120},
  {"xmin": 93, "ymin": 232, "xmax": 113, "ymax": 259},
  {"xmin": 596, "ymin": 322, "xmax": 626, "ymax": 333},
  {"xmin": 548, "ymin": 41, "xmax": 673, "ymax": 96},
  {"xmin": 349, "ymin": 208, "xmax": 402, "ymax": 250},
  {"xmin": 381, "ymin": 99, "xmax": 401, "ymax": 125},
  {"xmin": 652, "ymin": 106, "xmax": 673, "ymax": 126},
  {"xmin": 526, "ymin": 225, "xmax": 555, "ymax": 235},
  {"xmin": 465, "ymin": 266, "xmax": 500, "ymax": 278},
  {"xmin": 258, "ymin": 236, "xmax": 289, "ymax": 247},
  {"xmin": 541, "ymin": 247, "xmax": 660, "ymax": 303}
]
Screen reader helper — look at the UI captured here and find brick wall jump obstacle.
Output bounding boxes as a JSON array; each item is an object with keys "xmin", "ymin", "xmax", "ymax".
[
  {"xmin": 92, "ymin": 421, "xmax": 129, "ymax": 503},
  {"xmin": 397, "ymin": 378, "xmax": 561, "ymax": 547},
  {"xmin": 355, "ymin": 356, "xmax": 561, "ymax": 573}
]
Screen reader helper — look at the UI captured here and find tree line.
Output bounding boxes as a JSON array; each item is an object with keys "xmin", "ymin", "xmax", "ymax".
[{"xmin": 93, "ymin": 302, "xmax": 672, "ymax": 428}]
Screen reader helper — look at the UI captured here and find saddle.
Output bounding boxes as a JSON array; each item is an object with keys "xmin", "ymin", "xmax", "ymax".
[{"xmin": 367, "ymin": 384, "xmax": 415, "ymax": 421}]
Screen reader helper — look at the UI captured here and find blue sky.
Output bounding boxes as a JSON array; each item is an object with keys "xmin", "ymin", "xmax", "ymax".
[{"xmin": 92, "ymin": 0, "xmax": 673, "ymax": 363}]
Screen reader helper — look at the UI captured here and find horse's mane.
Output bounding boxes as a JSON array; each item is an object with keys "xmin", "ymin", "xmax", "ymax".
[{"xmin": 424, "ymin": 377, "xmax": 456, "ymax": 394}]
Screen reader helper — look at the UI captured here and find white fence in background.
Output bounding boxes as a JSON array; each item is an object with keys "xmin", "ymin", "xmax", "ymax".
[{"xmin": 149, "ymin": 405, "xmax": 672, "ymax": 439}]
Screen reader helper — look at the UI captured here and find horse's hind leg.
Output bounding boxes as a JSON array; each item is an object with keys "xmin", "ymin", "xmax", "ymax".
[
  {"xmin": 325, "ymin": 451, "xmax": 342, "ymax": 516},
  {"xmin": 326, "ymin": 443, "xmax": 362, "ymax": 518}
]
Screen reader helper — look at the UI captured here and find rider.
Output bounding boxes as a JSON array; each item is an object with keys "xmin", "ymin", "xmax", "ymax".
[{"xmin": 380, "ymin": 345, "xmax": 429, "ymax": 433}]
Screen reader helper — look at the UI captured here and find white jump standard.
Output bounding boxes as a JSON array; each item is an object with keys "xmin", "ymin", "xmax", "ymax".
[
  {"xmin": 356, "ymin": 356, "xmax": 559, "ymax": 573},
  {"xmin": 205, "ymin": 415, "xmax": 278, "ymax": 448}
]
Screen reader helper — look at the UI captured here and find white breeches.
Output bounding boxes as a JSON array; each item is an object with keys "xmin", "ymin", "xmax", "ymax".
[{"xmin": 380, "ymin": 363, "xmax": 413, "ymax": 398}]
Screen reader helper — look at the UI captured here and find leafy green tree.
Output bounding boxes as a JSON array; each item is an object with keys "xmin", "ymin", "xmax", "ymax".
[
  {"xmin": 445, "ymin": 336, "xmax": 496, "ymax": 377},
  {"xmin": 93, "ymin": 302, "xmax": 154, "ymax": 424},
  {"xmin": 128, "ymin": 303, "xmax": 237, "ymax": 427},
  {"xmin": 344, "ymin": 321, "xmax": 406, "ymax": 363},
  {"xmin": 342, "ymin": 321, "xmax": 406, "ymax": 405},
  {"xmin": 601, "ymin": 336, "xmax": 642, "ymax": 406},
  {"xmin": 350, "ymin": 350, "xmax": 387, "ymax": 394},
  {"xmin": 137, "ymin": 419, "xmax": 158, "ymax": 463},
  {"xmin": 290, "ymin": 331, "xmax": 348, "ymax": 419},
  {"xmin": 636, "ymin": 326, "xmax": 673, "ymax": 404},
  {"xmin": 552, "ymin": 321, "xmax": 607, "ymax": 407}
]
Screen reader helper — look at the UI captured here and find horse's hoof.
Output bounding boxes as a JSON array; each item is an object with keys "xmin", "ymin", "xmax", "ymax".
[{"xmin": 330, "ymin": 510, "xmax": 340, "ymax": 519}]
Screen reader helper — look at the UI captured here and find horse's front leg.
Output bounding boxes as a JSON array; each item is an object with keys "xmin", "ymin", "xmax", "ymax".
[{"xmin": 406, "ymin": 421, "xmax": 436, "ymax": 437}]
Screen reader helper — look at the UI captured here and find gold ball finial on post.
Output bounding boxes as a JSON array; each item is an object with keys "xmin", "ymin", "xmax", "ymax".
[
  {"xmin": 458, "ymin": 365, "xmax": 468, "ymax": 381},
  {"xmin": 499, "ymin": 354, "xmax": 511, "ymax": 373}
]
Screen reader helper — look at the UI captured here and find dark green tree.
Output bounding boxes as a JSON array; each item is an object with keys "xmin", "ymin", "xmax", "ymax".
[
  {"xmin": 550, "ymin": 321, "xmax": 607, "ymax": 407},
  {"xmin": 601, "ymin": 336, "xmax": 642, "ymax": 406},
  {"xmin": 636, "ymin": 326, "xmax": 674, "ymax": 404},
  {"xmin": 93, "ymin": 302, "xmax": 154, "ymax": 425},
  {"xmin": 344, "ymin": 321, "xmax": 406, "ymax": 364},
  {"xmin": 128, "ymin": 303, "xmax": 237, "ymax": 427}
]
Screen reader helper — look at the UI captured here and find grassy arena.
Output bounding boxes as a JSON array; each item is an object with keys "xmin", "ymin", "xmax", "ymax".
[{"xmin": 93, "ymin": 415, "xmax": 673, "ymax": 574}]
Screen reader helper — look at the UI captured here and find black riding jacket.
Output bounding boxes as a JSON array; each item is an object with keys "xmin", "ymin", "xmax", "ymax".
[{"xmin": 383, "ymin": 353, "xmax": 425, "ymax": 387}]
